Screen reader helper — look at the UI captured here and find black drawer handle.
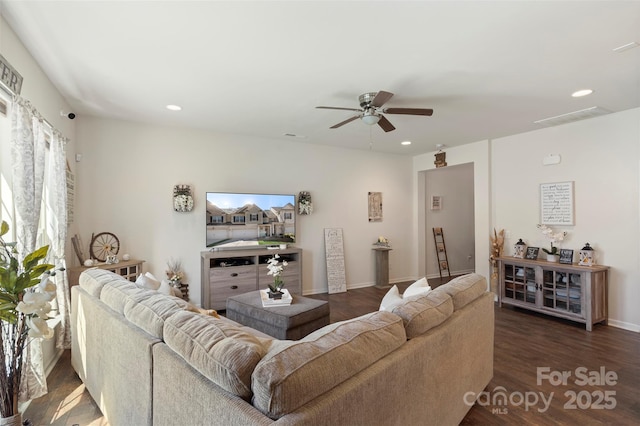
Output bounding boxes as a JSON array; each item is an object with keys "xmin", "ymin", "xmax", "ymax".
[
  {"xmin": 230, "ymin": 273, "xmax": 238, "ymax": 277},
  {"xmin": 231, "ymin": 285, "xmax": 238, "ymax": 290}
]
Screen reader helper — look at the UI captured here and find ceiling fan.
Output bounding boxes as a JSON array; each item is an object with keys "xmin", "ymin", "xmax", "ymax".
[{"xmin": 316, "ymin": 91, "xmax": 433, "ymax": 132}]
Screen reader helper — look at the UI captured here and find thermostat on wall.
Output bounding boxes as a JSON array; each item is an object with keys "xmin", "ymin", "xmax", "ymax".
[{"xmin": 543, "ymin": 154, "xmax": 561, "ymax": 166}]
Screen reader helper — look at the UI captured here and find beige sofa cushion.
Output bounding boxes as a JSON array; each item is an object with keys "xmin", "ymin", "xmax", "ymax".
[
  {"xmin": 79, "ymin": 268, "xmax": 123, "ymax": 297},
  {"xmin": 251, "ymin": 310, "xmax": 406, "ymax": 419},
  {"xmin": 435, "ymin": 273, "xmax": 487, "ymax": 310},
  {"xmin": 124, "ymin": 294, "xmax": 187, "ymax": 339},
  {"xmin": 163, "ymin": 310, "xmax": 266, "ymax": 400},
  {"xmin": 100, "ymin": 280, "xmax": 156, "ymax": 314},
  {"xmin": 390, "ymin": 290, "xmax": 454, "ymax": 339}
]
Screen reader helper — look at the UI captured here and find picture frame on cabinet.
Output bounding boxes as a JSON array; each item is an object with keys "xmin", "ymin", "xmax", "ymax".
[
  {"xmin": 525, "ymin": 247, "xmax": 539, "ymax": 260},
  {"xmin": 559, "ymin": 249, "xmax": 574, "ymax": 265}
]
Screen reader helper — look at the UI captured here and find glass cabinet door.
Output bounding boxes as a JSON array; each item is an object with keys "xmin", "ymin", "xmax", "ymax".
[
  {"xmin": 542, "ymin": 269, "xmax": 583, "ymax": 316},
  {"xmin": 503, "ymin": 264, "xmax": 537, "ymax": 305}
]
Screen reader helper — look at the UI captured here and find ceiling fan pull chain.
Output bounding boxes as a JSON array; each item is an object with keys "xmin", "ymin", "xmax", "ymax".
[{"xmin": 369, "ymin": 126, "xmax": 373, "ymax": 150}]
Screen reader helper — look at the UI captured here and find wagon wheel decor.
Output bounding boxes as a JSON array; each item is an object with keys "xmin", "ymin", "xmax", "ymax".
[{"xmin": 89, "ymin": 232, "xmax": 120, "ymax": 262}]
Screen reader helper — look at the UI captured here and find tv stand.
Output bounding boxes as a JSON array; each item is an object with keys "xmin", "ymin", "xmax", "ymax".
[{"xmin": 201, "ymin": 247, "xmax": 302, "ymax": 310}]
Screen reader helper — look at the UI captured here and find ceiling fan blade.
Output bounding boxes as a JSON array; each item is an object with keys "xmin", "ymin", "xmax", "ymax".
[
  {"xmin": 371, "ymin": 91, "xmax": 394, "ymax": 108},
  {"xmin": 316, "ymin": 106, "xmax": 363, "ymax": 112},
  {"xmin": 384, "ymin": 107, "xmax": 434, "ymax": 116},
  {"xmin": 377, "ymin": 115, "xmax": 396, "ymax": 132},
  {"xmin": 330, "ymin": 115, "xmax": 361, "ymax": 129}
]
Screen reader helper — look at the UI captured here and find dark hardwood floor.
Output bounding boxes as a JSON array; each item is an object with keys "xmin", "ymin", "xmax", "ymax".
[{"xmin": 25, "ymin": 278, "xmax": 640, "ymax": 425}]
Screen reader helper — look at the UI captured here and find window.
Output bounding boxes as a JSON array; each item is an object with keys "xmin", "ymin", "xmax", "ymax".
[
  {"xmin": 232, "ymin": 215, "xmax": 246, "ymax": 224},
  {"xmin": 0, "ymin": 91, "xmax": 12, "ymax": 233},
  {"xmin": 284, "ymin": 212, "xmax": 292, "ymax": 220},
  {"xmin": 249, "ymin": 213, "xmax": 259, "ymax": 222},
  {"xmin": 210, "ymin": 215, "xmax": 223, "ymax": 224}
]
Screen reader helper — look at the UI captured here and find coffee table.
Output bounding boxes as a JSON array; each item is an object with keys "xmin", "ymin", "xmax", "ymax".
[{"xmin": 226, "ymin": 291, "xmax": 330, "ymax": 340}]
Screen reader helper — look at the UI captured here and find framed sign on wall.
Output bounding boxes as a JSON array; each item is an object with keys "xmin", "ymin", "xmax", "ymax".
[{"xmin": 540, "ymin": 181, "xmax": 574, "ymax": 225}]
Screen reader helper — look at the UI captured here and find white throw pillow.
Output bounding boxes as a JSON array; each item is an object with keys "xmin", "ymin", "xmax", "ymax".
[
  {"xmin": 135, "ymin": 272, "xmax": 161, "ymax": 290},
  {"xmin": 158, "ymin": 279, "xmax": 174, "ymax": 296},
  {"xmin": 379, "ymin": 285, "xmax": 403, "ymax": 311},
  {"xmin": 403, "ymin": 277, "xmax": 432, "ymax": 298},
  {"xmin": 159, "ymin": 279, "xmax": 183, "ymax": 298}
]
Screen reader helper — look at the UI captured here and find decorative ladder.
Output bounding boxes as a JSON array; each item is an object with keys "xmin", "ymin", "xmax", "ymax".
[{"xmin": 433, "ymin": 227, "xmax": 451, "ymax": 279}]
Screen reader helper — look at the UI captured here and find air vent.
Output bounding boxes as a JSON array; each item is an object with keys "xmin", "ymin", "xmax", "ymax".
[
  {"xmin": 0, "ymin": 98, "xmax": 6, "ymax": 117},
  {"xmin": 534, "ymin": 106, "xmax": 612, "ymax": 127}
]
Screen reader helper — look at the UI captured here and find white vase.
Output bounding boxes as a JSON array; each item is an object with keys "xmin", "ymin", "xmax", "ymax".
[
  {"xmin": 546, "ymin": 254, "xmax": 559, "ymax": 263},
  {"xmin": 0, "ymin": 413, "xmax": 23, "ymax": 426}
]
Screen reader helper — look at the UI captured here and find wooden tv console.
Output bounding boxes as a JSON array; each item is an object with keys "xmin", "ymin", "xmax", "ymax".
[{"xmin": 201, "ymin": 247, "xmax": 302, "ymax": 310}]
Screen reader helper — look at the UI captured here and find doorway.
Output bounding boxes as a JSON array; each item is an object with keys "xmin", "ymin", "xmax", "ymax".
[{"xmin": 419, "ymin": 163, "xmax": 475, "ymax": 279}]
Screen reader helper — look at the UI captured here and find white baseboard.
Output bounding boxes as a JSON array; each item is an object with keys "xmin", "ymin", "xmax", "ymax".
[{"xmin": 607, "ymin": 319, "xmax": 640, "ymax": 333}]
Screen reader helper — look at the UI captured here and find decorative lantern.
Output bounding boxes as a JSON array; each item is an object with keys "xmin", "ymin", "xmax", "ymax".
[
  {"xmin": 579, "ymin": 243, "xmax": 595, "ymax": 266},
  {"xmin": 173, "ymin": 184, "xmax": 194, "ymax": 212},
  {"xmin": 513, "ymin": 238, "xmax": 527, "ymax": 258}
]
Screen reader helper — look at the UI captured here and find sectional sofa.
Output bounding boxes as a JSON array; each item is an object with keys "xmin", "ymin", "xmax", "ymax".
[{"xmin": 71, "ymin": 269, "xmax": 494, "ymax": 425}]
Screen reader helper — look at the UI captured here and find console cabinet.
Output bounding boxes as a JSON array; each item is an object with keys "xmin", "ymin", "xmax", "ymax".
[
  {"xmin": 68, "ymin": 259, "xmax": 145, "ymax": 287},
  {"xmin": 497, "ymin": 257, "xmax": 608, "ymax": 331},
  {"xmin": 201, "ymin": 248, "xmax": 302, "ymax": 310}
]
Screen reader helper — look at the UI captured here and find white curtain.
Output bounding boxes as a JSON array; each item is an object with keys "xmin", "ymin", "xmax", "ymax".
[
  {"xmin": 11, "ymin": 96, "xmax": 49, "ymax": 401},
  {"xmin": 11, "ymin": 97, "xmax": 72, "ymax": 400},
  {"xmin": 47, "ymin": 131, "xmax": 71, "ymax": 350}
]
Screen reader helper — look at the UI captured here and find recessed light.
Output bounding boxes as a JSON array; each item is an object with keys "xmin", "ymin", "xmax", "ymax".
[
  {"xmin": 166, "ymin": 104, "xmax": 182, "ymax": 111},
  {"xmin": 401, "ymin": 141, "xmax": 411, "ymax": 146},
  {"xmin": 571, "ymin": 89, "xmax": 593, "ymax": 98}
]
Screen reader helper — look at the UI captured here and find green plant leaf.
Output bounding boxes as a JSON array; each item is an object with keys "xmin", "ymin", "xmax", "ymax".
[
  {"xmin": 23, "ymin": 245, "xmax": 50, "ymax": 271},
  {"xmin": 0, "ymin": 220, "xmax": 8, "ymax": 237}
]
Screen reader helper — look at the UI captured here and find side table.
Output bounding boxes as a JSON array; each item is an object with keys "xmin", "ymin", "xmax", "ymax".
[
  {"xmin": 174, "ymin": 282, "xmax": 189, "ymax": 301},
  {"xmin": 372, "ymin": 246, "xmax": 392, "ymax": 288}
]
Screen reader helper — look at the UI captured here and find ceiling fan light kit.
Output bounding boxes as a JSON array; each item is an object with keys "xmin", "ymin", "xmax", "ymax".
[
  {"xmin": 317, "ymin": 90, "xmax": 433, "ymax": 132},
  {"xmin": 361, "ymin": 111, "xmax": 380, "ymax": 125}
]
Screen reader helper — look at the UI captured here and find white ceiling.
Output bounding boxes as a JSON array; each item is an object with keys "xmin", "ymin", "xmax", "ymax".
[{"xmin": 1, "ymin": 1, "xmax": 639, "ymax": 155}]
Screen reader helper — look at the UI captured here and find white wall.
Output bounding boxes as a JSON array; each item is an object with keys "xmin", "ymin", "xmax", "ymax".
[
  {"xmin": 492, "ymin": 108, "xmax": 640, "ymax": 331},
  {"xmin": 75, "ymin": 117, "xmax": 415, "ymax": 304}
]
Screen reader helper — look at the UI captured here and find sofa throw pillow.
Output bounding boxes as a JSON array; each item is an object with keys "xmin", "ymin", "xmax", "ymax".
[
  {"xmin": 403, "ymin": 277, "xmax": 432, "ymax": 298},
  {"xmin": 158, "ymin": 279, "xmax": 183, "ymax": 298},
  {"xmin": 135, "ymin": 272, "xmax": 160, "ymax": 290},
  {"xmin": 251, "ymin": 311, "xmax": 406, "ymax": 419},
  {"xmin": 379, "ymin": 285, "xmax": 403, "ymax": 311}
]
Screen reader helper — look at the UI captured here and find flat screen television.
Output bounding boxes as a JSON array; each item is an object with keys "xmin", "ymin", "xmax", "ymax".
[{"xmin": 206, "ymin": 192, "xmax": 296, "ymax": 248}]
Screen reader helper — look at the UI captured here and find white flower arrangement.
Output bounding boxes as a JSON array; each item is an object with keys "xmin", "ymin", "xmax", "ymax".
[
  {"xmin": 1, "ymin": 220, "xmax": 63, "ymax": 418},
  {"xmin": 374, "ymin": 236, "xmax": 390, "ymax": 247},
  {"xmin": 15, "ymin": 274, "xmax": 57, "ymax": 339},
  {"xmin": 165, "ymin": 258, "xmax": 184, "ymax": 285},
  {"xmin": 537, "ymin": 224, "xmax": 567, "ymax": 255},
  {"xmin": 266, "ymin": 254, "xmax": 288, "ymax": 293}
]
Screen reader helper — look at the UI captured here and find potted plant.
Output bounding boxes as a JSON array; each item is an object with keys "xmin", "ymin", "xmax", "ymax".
[
  {"xmin": 266, "ymin": 254, "xmax": 288, "ymax": 299},
  {"xmin": 1, "ymin": 221, "xmax": 58, "ymax": 425},
  {"xmin": 537, "ymin": 224, "xmax": 567, "ymax": 262}
]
